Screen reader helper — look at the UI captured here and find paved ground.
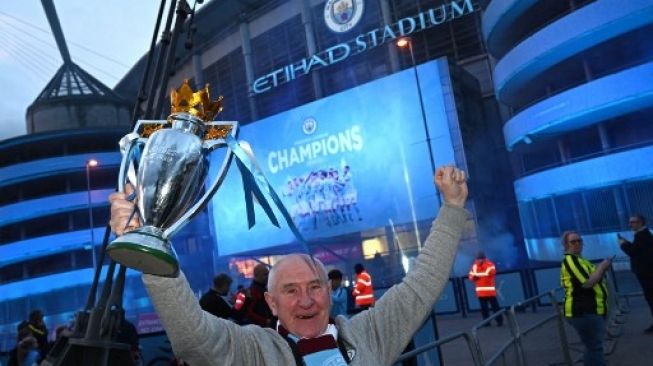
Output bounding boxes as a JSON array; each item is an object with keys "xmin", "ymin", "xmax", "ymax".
[{"xmin": 430, "ymin": 295, "xmax": 653, "ymax": 366}]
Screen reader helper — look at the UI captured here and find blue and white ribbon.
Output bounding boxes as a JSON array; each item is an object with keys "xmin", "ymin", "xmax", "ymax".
[{"xmin": 225, "ymin": 135, "xmax": 310, "ymax": 254}]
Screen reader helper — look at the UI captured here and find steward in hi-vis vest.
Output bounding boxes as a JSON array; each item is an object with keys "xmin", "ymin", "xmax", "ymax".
[
  {"xmin": 352, "ymin": 263, "xmax": 374, "ymax": 308},
  {"xmin": 560, "ymin": 230, "xmax": 612, "ymax": 366},
  {"xmin": 468, "ymin": 251, "xmax": 503, "ymax": 326}
]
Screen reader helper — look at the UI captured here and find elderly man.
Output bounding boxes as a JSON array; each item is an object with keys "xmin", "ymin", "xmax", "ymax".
[{"xmin": 109, "ymin": 166, "xmax": 468, "ymax": 365}]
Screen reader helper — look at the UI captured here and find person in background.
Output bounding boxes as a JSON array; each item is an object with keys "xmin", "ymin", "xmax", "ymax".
[
  {"xmin": 244, "ymin": 264, "xmax": 275, "ymax": 327},
  {"xmin": 200, "ymin": 273, "xmax": 236, "ymax": 321},
  {"xmin": 8, "ymin": 323, "xmax": 40, "ymax": 366},
  {"xmin": 561, "ymin": 231, "xmax": 612, "ymax": 366},
  {"xmin": 232, "ymin": 284, "xmax": 249, "ymax": 324},
  {"xmin": 352, "ymin": 263, "xmax": 374, "ymax": 310},
  {"xmin": 468, "ymin": 251, "xmax": 503, "ymax": 326},
  {"xmin": 26, "ymin": 310, "xmax": 48, "ymax": 361},
  {"xmin": 328, "ymin": 269, "xmax": 347, "ymax": 318},
  {"xmin": 116, "ymin": 314, "xmax": 142, "ymax": 366},
  {"xmin": 618, "ymin": 214, "xmax": 653, "ymax": 333}
]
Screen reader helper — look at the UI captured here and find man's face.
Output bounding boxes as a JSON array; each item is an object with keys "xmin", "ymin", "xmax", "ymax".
[
  {"xmin": 265, "ymin": 257, "xmax": 331, "ymax": 338},
  {"xmin": 629, "ymin": 216, "xmax": 644, "ymax": 232},
  {"xmin": 254, "ymin": 265, "xmax": 269, "ymax": 285}
]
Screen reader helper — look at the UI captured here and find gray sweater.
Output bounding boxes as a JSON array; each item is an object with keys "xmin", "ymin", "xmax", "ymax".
[{"xmin": 142, "ymin": 204, "xmax": 467, "ymax": 365}]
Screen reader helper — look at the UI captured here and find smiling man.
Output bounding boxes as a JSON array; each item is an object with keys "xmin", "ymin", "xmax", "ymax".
[{"xmin": 109, "ymin": 166, "xmax": 469, "ymax": 365}]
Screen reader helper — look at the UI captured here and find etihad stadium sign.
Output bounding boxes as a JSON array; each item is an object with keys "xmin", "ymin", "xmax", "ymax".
[{"xmin": 252, "ymin": 0, "xmax": 478, "ymax": 94}]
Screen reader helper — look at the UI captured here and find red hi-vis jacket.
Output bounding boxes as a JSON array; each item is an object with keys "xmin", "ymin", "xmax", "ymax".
[
  {"xmin": 468, "ymin": 259, "xmax": 497, "ymax": 297},
  {"xmin": 352, "ymin": 270, "xmax": 375, "ymax": 307}
]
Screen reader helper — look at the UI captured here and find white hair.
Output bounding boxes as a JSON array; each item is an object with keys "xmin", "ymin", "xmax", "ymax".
[{"xmin": 267, "ymin": 254, "xmax": 328, "ymax": 292}]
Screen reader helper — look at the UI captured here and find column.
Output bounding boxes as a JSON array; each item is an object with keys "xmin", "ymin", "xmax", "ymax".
[
  {"xmin": 239, "ymin": 17, "xmax": 259, "ymax": 121},
  {"xmin": 300, "ymin": 0, "xmax": 323, "ymax": 98},
  {"xmin": 379, "ymin": 0, "xmax": 400, "ymax": 73}
]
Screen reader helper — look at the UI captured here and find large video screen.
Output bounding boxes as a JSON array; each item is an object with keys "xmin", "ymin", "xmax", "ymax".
[{"xmin": 208, "ymin": 59, "xmax": 456, "ymax": 255}]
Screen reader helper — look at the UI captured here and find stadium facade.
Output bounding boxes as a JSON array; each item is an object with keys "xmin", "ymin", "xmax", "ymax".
[
  {"xmin": 482, "ymin": 0, "xmax": 653, "ymax": 261},
  {"xmin": 4, "ymin": 0, "xmax": 651, "ymax": 352}
]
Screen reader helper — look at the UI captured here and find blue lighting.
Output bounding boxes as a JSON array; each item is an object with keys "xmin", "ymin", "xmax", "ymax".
[
  {"xmin": 0, "ymin": 228, "xmax": 110, "ymax": 266},
  {"xmin": 208, "ymin": 59, "xmax": 457, "ymax": 255},
  {"xmin": 504, "ymin": 61, "xmax": 653, "ymax": 149},
  {"xmin": 525, "ymin": 231, "xmax": 631, "ymax": 262},
  {"xmin": 0, "ymin": 266, "xmax": 141, "ymax": 302},
  {"xmin": 514, "ymin": 145, "xmax": 653, "ymax": 200},
  {"xmin": 0, "ymin": 189, "xmax": 114, "ymax": 227},
  {"xmin": 493, "ymin": 1, "xmax": 653, "ymax": 103},
  {"xmin": 0, "ymin": 152, "xmax": 120, "ymax": 186}
]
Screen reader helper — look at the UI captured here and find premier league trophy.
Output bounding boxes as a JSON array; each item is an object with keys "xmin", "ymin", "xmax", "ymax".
[{"xmin": 106, "ymin": 80, "xmax": 238, "ymax": 277}]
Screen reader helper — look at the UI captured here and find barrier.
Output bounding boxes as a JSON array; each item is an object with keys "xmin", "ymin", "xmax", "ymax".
[
  {"xmin": 395, "ymin": 288, "xmax": 574, "ymax": 366},
  {"xmin": 394, "ymin": 331, "xmax": 482, "ymax": 366}
]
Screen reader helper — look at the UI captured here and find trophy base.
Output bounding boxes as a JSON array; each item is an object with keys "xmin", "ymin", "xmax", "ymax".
[{"xmin": 106, "ymin": 227, "xmax": 179, "ymax": 278}]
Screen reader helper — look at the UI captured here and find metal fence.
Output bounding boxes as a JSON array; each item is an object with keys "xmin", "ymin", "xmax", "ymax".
[{"xmin": 395, "ymin": 265, "xmax": 633, "ymax": 366}]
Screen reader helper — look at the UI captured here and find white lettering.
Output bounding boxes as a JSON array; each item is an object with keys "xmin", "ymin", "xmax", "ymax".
[
  {"xmin": 397, "ymin": 17, "xmax": 416, "ymax": 36},
  {"xmin": 306, "ymin": 54, "xmax": 329, "ymax": 74},
  {"xmin": 268, "ymin": 152, "xmax": 278, "ymax": 174},
  {"xmin": 266, "ymin": 126, "xmax": 365, "ymax": 173},
  {"xmin": 269, "ymin": 68, "xmax": 284, "ymax": 87},
  {"xmin": 277, "ymin": 149, "xmax": 288, "ymax": 171},
  {"xmin": 291, "ymin": 58, "xmax": 309, "ymax": 79},
  {"xmin": 451, "ymin": 0, "xmax": 474, "ymax": 18},
  {"xmin": 355, "ymin": 34, "xmax": 368, "ymax": 53},
  {"xmin": 429, "ymin": 5, "xmax": 447, "ymax": 25},
  {"xmin": 299, "ymin": 144, "xmax": 313, "ymax": 161},
  {"xmin": 326, "ymin": 43, "xmax": 351, "ymax": 65},
  {"xmin": 351, "ymin": 125, "xmax": 363, "ymax": 150},
  {"xmin": 381, "ymin": 25, "xmax": 397, "ymax": 44},
  {"xmin": 253, "ymin": 76, "xmax": 271, "ymax": 93},
  {"xmin": 326, "ymin": 135, "xmax": 339, "ymax": 153},
  {"xmin": 251, "ymin": 0, "xmax": 478, "ymax": 94},
  {"xmin": 289, "ymin": 148, "xmax": 300, "ymax": 166}
]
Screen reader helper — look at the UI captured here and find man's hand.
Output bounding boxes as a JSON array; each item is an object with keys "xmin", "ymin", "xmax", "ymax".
[
  {"xmin": 108, "ymin": 184, "xmax": 141, "ymax": 236},
  {"xmin": 617, "ymin": 233, "xmax": 627, "ymax": 245},
  {"xmin": 434, "ymin": 166, "xmax": 468, "ymax": 208}
]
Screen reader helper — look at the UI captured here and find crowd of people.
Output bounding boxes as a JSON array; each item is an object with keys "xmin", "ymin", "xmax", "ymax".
[
  {"xmin": 110, "ymin": 165, "xmax": 467, "ymax": 365},
  {"xmin": 5, "ymin": 164, "xmax": 641, "ymax": 366},
  {"xmin": 281, "ymin": 165, "xmax": 362, "ymax": 230},
  {"xmin": 200, "ymin": 261, "xmax": 377, "ymax": 329},
  {"xmin": 4, "ymin": 310, "xmax": 141, "ymax": 366}
]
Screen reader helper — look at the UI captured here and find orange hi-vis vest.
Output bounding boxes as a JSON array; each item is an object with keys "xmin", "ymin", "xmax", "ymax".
[
  {"xmin": 353, "ymin": 270, "xmax": 375, "ymax": 307},
  {"xmin": 468, "ymin": 259, "xmax": 497, "ymax": 297}
]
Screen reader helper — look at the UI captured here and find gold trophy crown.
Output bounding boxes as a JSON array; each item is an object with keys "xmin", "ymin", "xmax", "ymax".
[{"xmin": 170, "ymin": 79, "xmax": 224, "ymax": 122}]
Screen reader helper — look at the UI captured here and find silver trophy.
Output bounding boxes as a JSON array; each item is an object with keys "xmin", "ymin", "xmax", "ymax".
[{"xmin": 106, "ymin": 80, "xmax": 237, "ymax": 277}]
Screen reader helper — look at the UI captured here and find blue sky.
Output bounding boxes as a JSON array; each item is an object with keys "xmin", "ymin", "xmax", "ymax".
[{"xmin": 0, "ymin": 1, "xmax": 169, "ymax": 141}]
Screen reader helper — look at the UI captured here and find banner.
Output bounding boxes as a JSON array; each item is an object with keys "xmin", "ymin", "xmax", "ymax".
[{"xmin": 209, "ymin": 60, "xmax": 453, "ymax": 255}]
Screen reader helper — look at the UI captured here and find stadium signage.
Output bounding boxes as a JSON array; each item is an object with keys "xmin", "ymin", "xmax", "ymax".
[{"xmin": 252, "ymin": 0, "xmax": 477, "ymax": 94}]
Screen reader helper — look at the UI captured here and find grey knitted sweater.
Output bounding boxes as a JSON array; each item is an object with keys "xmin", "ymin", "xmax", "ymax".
[{"xmin": 142, "ymin": 204, "xmax": 467, "ymax": 365}]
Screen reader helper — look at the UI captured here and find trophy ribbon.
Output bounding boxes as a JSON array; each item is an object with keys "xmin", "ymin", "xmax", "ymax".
[{"xmin": 225, "ymin": 134, "xmax": 310, "ymax": 254}]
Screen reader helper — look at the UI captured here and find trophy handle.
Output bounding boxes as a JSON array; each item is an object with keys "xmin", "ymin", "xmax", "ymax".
[
  {"xmin": 117, "ymin": 134, "xmax": 141, "ymax": 193},
  {"xmin": 163, "ymin": 146, "xmax": 234, "ymax": 238}
]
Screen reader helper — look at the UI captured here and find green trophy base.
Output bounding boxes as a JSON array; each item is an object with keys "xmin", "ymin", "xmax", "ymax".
[{"xmin": 106, "ymin": 226, "xmax": 179, "ymax": 277}]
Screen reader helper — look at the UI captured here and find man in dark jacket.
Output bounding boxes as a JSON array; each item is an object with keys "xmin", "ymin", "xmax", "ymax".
[
  {"xmin": 244, "ymin": 264, "xmax": 275, "ymax": 327},
  {"xmin": 619, "ymin": 214, "xmax": 653, "ymax": 333},
  {"xmin": 199, "ymin": 273, "xmax": 235, "ymax": 321}
]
